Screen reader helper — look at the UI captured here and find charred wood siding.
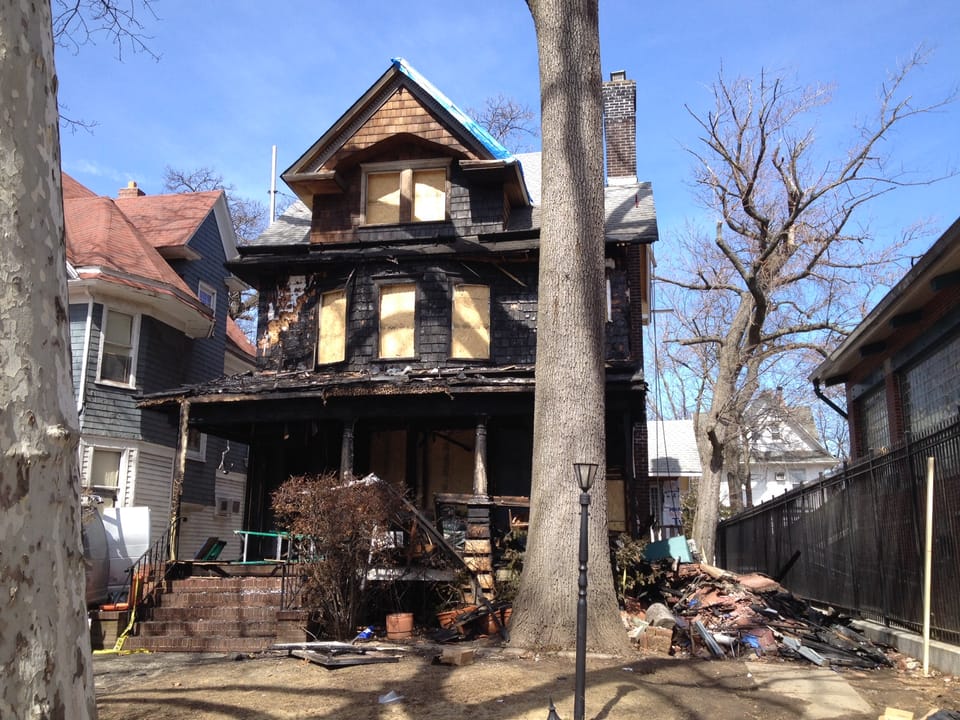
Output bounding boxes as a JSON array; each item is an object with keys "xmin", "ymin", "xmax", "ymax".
[
  {"xmin": 606, "ymin": 269, "xmax": 631, "ymax": 361},
  {"xmin": 310, "ymin": 161, "xmax": 505, "ymax": 245},
  {"xmin": 256, "ymin": 261, "xmax": 541, "ymax": 373}
]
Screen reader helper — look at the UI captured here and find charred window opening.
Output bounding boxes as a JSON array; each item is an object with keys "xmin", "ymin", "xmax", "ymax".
[
  {"xmin": 379, "ymin": 283, "xmax": 417, "ymax": 359},
  {"xmin": 451, "ymin": 284, "xmax": 490, "ymax": 360},
  {"xmin": 317, "ymin": 288, "xmax": 347, "ymax": 365}
]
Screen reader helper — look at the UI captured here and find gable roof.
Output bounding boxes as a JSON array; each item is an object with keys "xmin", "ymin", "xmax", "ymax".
[
  {"xmin": 64, "ymin": 173, "xmax": 213, "ymax": 338},
  {"xmin": 282, "ymin": 57, "xmax": 528, "ymax": 208},
  {"xmin": 115, "ymin": 190, "xmax": 239, "ymax": 262}
]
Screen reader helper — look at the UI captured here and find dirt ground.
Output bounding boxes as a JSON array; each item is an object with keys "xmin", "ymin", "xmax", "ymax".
[{"xmin": 93, "ymin": 641, "xmax": 960, "ymax": 720}]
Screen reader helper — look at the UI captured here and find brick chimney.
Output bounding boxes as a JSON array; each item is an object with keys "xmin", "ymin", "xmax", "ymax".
[
  {"xmin": 602, "ymin": 70, "xmax": 637, "ymax": 185},
  {"xmin": 117, "ymin": 180, "xmax": 145, "ymax": 198}
]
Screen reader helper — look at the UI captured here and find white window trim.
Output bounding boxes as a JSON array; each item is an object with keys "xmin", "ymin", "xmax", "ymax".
[
  {"xmin": 198, "ymin": 280, "xmax": 218, "ymax": 318},
  {"xmin": 186, "ymin": 428, "xmax": 207, "ymax": 462},
  {"xmin": 82, "ymin": 443, "xmax": 131, "ymax": 506},
  {"xmin": 360, "ymin": 158, "xmax": 451, "ymax": 226},
  {"xmin": 95, "ymin": 306, "xmax": 141, "ymax": 389}
]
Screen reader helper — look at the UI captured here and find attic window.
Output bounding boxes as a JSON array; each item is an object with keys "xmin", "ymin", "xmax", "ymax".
[{"xmin": 362, "ymin": 160, "xmax": 449, "ymax": 225}]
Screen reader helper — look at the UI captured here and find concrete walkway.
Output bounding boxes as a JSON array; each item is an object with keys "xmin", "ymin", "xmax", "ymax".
[{"xmin": 746, "ymin": 660, "xmax": 873, "ymax": 719}]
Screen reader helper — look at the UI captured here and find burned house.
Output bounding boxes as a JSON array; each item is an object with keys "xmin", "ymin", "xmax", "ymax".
[{"xmin": 141, "ymin": 59, "xmax": 658, "ymax": 565}]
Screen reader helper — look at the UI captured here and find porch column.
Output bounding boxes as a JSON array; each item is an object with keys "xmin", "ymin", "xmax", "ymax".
[
  {"xmin": 473, "ymin": 415, "xmax": 488, "ymax": 497},
  {"xmin": 169, "ymin": 399, "xmax": 191, "ymax": 562},
  {"xmin": 340, "ymin": 418, "xmax": 355, "ymax": 481}
]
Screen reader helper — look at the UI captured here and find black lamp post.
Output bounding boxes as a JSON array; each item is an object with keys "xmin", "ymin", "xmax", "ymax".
[{"xmin": 573, "ymin": 461, "xmax": 597, "ymax": 720}]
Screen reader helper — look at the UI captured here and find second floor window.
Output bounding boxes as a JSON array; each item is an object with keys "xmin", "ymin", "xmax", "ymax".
[
  {"xmin": 363, "ymin": 161, "xmax": 447, "ymax": 225},
  {"xmin": 451, "ymin": 284, "xmax": 490, "ymax": 359},
  {"xmin": 318, "ymin": 289, "xmax": 347, "ymax": 364},
  {"xmin": 97, "ymin": 308, "xmax": 138, "ymax": 387},
  {"xmin": 379, "ymin": 283, "xmax": 416, "ymax": 359},
  {"xmin": 198, "ymin": 280, "xmax": 217, "ymax": 317}
]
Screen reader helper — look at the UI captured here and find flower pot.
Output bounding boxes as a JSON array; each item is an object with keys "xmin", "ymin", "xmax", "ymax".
[
  {"xmin": 484, "ymin": 607, "xmax": 512, "ymax": 635},
  {"xmin": 436, "ymin": 605, "xmax": 477, "ymax": 629},
  {"xmin": 386, "ymin": 612, "xmax": 414, "ymax": 639}
]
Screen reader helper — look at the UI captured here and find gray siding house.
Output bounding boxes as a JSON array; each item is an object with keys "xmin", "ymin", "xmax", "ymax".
[{"xmin": 64, "ymin": 173, "xmax": 255, "ymax": 556}]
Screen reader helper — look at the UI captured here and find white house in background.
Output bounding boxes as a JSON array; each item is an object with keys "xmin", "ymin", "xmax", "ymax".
[
  {"xmin": 647, "ymin": 420, "xmax": 702, "ymax": 539},
  {"xmin": 736, "ymin": 391, "xmax": 839, "ymax": 505}
]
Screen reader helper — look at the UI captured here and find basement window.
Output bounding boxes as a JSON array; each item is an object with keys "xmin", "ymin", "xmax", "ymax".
[
  {"xmin": 451, "ymin": 284, "xmax": 490, "ymax": 360},
  {"xmin": 379, "ymin": 283, "xmax": 417, "ymax": 359},
  {"xmin": 317, "ymin": 289, "xmax": 347, "ymax": 364},
  {"xmin": 362, "ymin": 160, "xmax": 448, "ymax": 225}
]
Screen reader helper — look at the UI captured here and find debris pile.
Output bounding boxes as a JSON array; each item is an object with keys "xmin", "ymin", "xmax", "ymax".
[{"xmin": 623, "ymin": 562, "xmax": 892, "ymax": 669}]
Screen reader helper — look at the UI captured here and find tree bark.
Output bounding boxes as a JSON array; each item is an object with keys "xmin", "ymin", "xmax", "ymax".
[
  {"xmin": 0, "ymin": 1, "xmax": 97, "ymax": 717},
  {"xmin": 510, "ymin": 0, "xmax": 628, "ymax": 653}
]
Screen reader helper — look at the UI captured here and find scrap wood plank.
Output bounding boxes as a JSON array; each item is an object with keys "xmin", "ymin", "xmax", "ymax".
[
  {"xmin": 273, "ymin": 641, "xmax": 410, "ymax": 653},
  {"xmin": 290, "ymin": 649, "xmax": 400, "ymax": 668}
]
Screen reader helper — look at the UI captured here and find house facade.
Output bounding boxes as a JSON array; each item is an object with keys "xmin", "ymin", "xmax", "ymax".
[
  {"xmin": 737, "ymin": 391, "xmax": 838, "ymax": 504},
  {"xmin": 810, "ymin": 217, "xmax": 960, "ymax": 459},
  {"xmin": 647, "ymin": 419, "xmax": 701, "ymax": 538},
  {"xmin": 65, "ymin": 174, "xmax": 255, "ymax": 556},
  {"xmin": 140, "ymin": 59, "xmax": 658, "ymax": 570}
]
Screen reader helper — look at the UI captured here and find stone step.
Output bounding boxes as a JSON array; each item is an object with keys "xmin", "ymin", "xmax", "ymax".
[
  {"xmin": 167, "ymin": 576, "xmax": 284, "ymax": 592},
  {"xmin": 137, "ymin": 619, "xmax": 278, "ymax": 638},
  {"xmin": 148, "ymin": 605, "xmax": 278, "ymax": 622},
  {"xmin": 157, "ymin": 589, "xmax": 282, "ymax": 608},
  {"xmin": 123, "ymin": 634, "xmax": 275, "ymax": 653}
]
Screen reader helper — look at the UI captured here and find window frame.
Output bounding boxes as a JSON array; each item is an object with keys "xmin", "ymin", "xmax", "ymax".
[
  {"xmin": 377, "ymin": 282, "xmax": 418, "ymax": 360},
  {"xmin": 186, "ymin": 427, "xmax": 207, "ymax": 462},
  {"xmin": 197, "ymin": 280, "xmax": 218, "ymax": 318},
  {"xmin": 317, "ymin": 287, "xmax": 348, "ymax": 365},
  {"xmin": 84, "ymin": 444, "xmax": 128, "ymax": 508},
  {"xmin": 450, "ymin": 283, "xmax": 491, "ymax": 361},
  {"xmin": 95, "ymin": 306, "xmax": 140, "ymax": 388},
  {"xmin": 360, "ymin": 158, "xmax": 451, "ymax": 226}
]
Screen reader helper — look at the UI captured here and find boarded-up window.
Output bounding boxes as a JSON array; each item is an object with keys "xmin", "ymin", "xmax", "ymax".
[
  {"xmin": 451, "ymin": 284, "xmax": 490, "ymax": 359},
  {"xmin": 364, "ymin": 165, "xmax": 446, "ymax": 224},
  {"xmin": 366, "ymin": 172, "xmax": 401, "ymax": 225},
  {"xmin": 99, "ymin": 308, "xmax": 137, "ymax": 385},
  {"xmin": 413, "ymin": 168, "xmax": 446, "ymax": 221},
  {"xmin": 318, "ymin": 289, "xmax": 347, "ymax": 364},
  {"xmin": 379, "ymin": 284, "xmax": 416, "ymax": 358}
]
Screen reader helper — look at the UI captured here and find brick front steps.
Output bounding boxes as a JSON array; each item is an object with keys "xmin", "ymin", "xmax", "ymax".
[{"xmin": 93, "ymin": 575, "xmax": 312, "ymax": 653}]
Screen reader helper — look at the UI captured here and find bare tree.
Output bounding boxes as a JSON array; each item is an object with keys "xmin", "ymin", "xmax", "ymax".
[
  {"xmin": 0, "ymin": 1, "xmax": 96, "ymax": 716},
  {"xmin": 510, "ymin": 0, "xmax": 628, "ymax": 654},
  {"xmin": 659, "ymin": 52, "xmax": 954, "ymax": 562},
  {"xmin": 468, "ymin": 93, "xmax": 539, "ymax": 152},
  {"xmin": 53, "ymin": 0, "xmax": 157, "ymax": 58}
]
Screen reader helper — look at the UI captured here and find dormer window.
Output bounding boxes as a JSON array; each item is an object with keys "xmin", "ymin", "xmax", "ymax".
[{"xmin": 362, "ymin": 160, "xmax": 449, "ymax": 225}]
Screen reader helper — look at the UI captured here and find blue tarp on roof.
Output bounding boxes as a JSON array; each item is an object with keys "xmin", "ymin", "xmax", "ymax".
[{"xmin": 392, "ymin": 57, "xmax": 513, "ymax": 161}]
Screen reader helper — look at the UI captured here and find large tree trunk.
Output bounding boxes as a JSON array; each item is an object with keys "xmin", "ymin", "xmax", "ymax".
[
  {"xmin": 0, "ymin": 1, "xmax": 96, "ymax": 717},
  {"xmin": 510, "ymin": 0, "xmax": 628, "ymax": 653}
]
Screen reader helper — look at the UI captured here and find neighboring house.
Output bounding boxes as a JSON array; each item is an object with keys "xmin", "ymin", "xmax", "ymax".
[
  {"xmin": 647, "ymin": 419, "xmax": 701, "ymax": 538},
  {"xmin": 738, "ymin": 391, "xmax": 838, "ymax": 504},
  {"xmin": 811, "ymin": 217, "xmax": 960, "ymax": 460},
  {"xmin": 140, "ymin": 59, "xmax": 658, "ymax": 569},
  {"xmin": 64, "ymin": 173, "xmax": 256, "ymax": 556}
]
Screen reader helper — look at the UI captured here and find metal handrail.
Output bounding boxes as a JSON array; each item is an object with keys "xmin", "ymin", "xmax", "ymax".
[{"xmin": 122, "ymin": 517, "xmax": 179, "ymax": 614}]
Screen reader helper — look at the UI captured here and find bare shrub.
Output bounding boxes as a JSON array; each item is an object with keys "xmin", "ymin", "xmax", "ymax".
[{"xmin": 271, "ymin": 473, "xmax": 397, "ymax": 639}]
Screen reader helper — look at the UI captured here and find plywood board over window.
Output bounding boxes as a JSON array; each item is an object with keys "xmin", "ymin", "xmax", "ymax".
[
  {"xmin": 379, "ymin": 284, "xmax": 416, "ymax": 359},
  {"xmin": 318, "ymin": 289, "xmax": 347, "ymax": 364},
  {"xmin": 451, "ymin": 284, "xmax": 490, "ymax": 359},
  {"xmin": 413, "ymin": 168, "xmax": 446, "ymax": 222},
  {"xmin": 366, "ymin": 172, "xmax": 401, "ymax": 225}
]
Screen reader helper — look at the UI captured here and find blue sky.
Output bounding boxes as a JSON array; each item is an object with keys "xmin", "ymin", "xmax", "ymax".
[{"xmin": 56, "ymin": 0, "xmax": 960, "ymax": 255}]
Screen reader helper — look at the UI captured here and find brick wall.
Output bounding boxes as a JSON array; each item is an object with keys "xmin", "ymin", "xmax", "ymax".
[{"xmin": 602, "ymin": 74, "xmax": 637, "ymax": 181}]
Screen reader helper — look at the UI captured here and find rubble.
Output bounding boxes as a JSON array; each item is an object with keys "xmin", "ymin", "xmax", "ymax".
[{"xmin": 623, "ymin": 561, "xmax": 894, "ymax": 669}]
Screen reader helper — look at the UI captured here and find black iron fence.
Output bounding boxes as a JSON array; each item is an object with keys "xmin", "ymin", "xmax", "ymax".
[{"xmin": 717, "ymin": 417, "xmax": 960, "ymax": 644}]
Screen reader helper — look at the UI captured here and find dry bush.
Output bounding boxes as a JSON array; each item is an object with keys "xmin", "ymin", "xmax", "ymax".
[{"xmin": 271, "ymin": 472, "xmax": 397, "ymax": 639}]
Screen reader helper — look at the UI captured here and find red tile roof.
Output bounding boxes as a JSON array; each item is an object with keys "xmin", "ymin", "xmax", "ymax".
[
  {"xmin": 63, "ymin": 173, "xmax": 210, "ymax": 319},
  {"xmin": 226, "ymin": 317, "xmax": 257, "ymax": 359},
  {"xmin": 115, "ymin": 190, "xmax": 224, "ymax": 250}
]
